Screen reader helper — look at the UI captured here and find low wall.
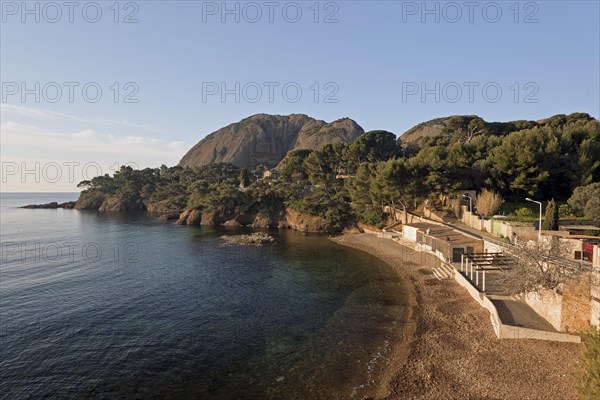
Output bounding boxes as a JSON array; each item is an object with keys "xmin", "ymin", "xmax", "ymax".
[
  {"xmin": 453, "ymin": 269, "xmax": 502, "ymax": 338},
  {"xmin": 453, "ymin": 269, "xmax": 580, "ymax": 343},
  {"xmin": 590, "ymin": 245, "xmax": 599, "ymax": 327},
  {"xmin": 483, "ymin": 219, "xmax": 492, "ymax": 233},
  {"xmin": 378, "ymin": 232, "xmax": 400, "ymax": 239},
  {"xmin": 561, "ymin": 274, "xmax": 593, "ymax": 332},
  {"xmin": 422, "ymin": 207, "xmax": 445, "ymax": 222},
  {"xmin": 511, "ymin": 225, "xmax": 539, "ymax": 242},
  {"xmin": 524, "ymin": 290, "xmax": 562, "ymax": 330},
  {"xmin": 459, "ymin": 205, "xmax": 537, "ymax": 242},
  {"xmin": 483, "ymin": 240, "xmax": 505, "ymax": 254},
  {"xmin": 384, "ymin": 207, "xmax": 423, "ymax": 225},
  {"xmin": 523, "ymin": 272, "xmax": 594, "ymax": 333}
]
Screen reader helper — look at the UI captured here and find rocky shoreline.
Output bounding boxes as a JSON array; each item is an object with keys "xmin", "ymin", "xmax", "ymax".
[
  {"xmin": 21, "ymin": 201, "xmax": 76, "ymax": 209},
  {"xmin": 22, "ymin": 200, "xmax": 356, "ymax": 234},
  {"xmin": 18, "ymin": 200, "xmax": 583, "ymax": 398},
  {"xmin": 331, "ymin": 233, "xmax": 582, "ymax": 400}
]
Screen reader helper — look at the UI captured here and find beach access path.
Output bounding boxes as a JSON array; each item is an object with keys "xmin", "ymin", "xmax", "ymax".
[{"xmin": 332, "ymin": 233, "xmax": 582, "ymax": 400}]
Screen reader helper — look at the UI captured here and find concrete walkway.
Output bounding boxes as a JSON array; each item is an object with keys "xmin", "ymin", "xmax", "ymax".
[{"xmin": 490, "ymin": 298, "xmax": 557, "ymax": 332}]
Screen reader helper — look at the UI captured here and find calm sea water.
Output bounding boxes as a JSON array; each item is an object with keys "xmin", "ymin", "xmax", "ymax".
[{"xmin": 0, "ymin": 193, "xmax": 409, "ymax": 399}]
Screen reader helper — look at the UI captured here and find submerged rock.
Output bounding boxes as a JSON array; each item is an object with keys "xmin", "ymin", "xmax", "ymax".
[{"xmin": 220, "ymin": 233, "xmax": 277, "ymax": 246}]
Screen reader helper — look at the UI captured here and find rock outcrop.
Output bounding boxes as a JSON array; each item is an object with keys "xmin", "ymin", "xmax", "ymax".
[
  {"xmin": 399, "ymin": 117, "xmax": 450, "ymax": 143},
  {"xmin": 159, "ymin": 212, "xmax": 181, "ymax": 221},
  {"xmin": 75, "ymin": 191, "xmax": 106, "ymax": 210},
  {"xmin": 279, "ymin": 209, "xmax": 339, "ymax": 233},
  {"xmin": 98, "ymin": 196, "xmax": 145, "ymax": 212},
  {"xmin": 145, "ymin": 200, "xmax": 182, "ymax": 214},
  {"xmin": 178, "ymin": 114, "xmax": 364, "ymax": 169},
  {"xmin": 173, "ymin": 208, "xmax": 344, "ymax": 233},
  {"xmin": 252, "ymin": 213, "xmax": 280, "ymax": 229},
  {"xmin": 177, "ymin": 209, "xmax": 202, "ymax": 225},
  {"xmin": 21, "ymin": 201, "xmax": 76, "ymax": 209}
]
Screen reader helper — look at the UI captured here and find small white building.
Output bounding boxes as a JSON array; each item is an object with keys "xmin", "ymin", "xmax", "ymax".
[{"xmin": 402, "ymin": 223, "xmax": 430, "ymax": 242}]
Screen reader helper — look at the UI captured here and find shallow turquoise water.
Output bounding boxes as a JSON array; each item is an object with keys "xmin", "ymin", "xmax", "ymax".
[{"xmin": 0, "ymin": 193, "xmax": 408, "ymax": 399}]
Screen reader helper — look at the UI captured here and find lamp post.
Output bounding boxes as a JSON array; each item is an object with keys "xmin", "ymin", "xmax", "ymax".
[
  {"xmin": 462, "ymin": 194, "xmax": 473, "ymax": 213},
  {"xmin": 525, "ymin": 197, "xmax": 542, "ymax": 243}
]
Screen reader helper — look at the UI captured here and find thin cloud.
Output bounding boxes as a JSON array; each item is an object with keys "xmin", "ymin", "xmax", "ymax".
[
  {"xmin": 0, "ymin": 104, "xmax": 161, "ymax": 133},
  {"xmin": 1, "ymin": 122, "xmax": 188, "ymax": 159}
]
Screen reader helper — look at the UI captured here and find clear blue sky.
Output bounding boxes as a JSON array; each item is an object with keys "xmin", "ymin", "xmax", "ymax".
[{"xmin": 1, "ymin": 1, "xmax": 599, "ymax": 191}]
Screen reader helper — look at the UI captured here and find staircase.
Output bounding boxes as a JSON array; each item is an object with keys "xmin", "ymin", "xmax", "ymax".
[{"xmin": 431, "ymin": 262, "xmax": 455, "ymax": 280}]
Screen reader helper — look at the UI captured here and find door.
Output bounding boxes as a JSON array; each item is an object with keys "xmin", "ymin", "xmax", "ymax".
[{"xmin": 452, "ymin": 248, "xmax": 464, "ymax": 262}]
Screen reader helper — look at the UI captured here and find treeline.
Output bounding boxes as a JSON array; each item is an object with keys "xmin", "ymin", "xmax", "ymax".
[{"xmin": 78, "ymin": 113, "xmax": 599, "ymax": 226}]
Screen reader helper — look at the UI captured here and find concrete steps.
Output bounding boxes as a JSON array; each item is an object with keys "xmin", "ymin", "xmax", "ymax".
[{"xmin": 431, "ymin": 262, "xmax": 455, "ymax": 280}]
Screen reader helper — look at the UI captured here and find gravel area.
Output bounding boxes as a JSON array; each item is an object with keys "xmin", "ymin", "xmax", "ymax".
[{"xmin": 331, "ymin": 233, "xmax": 582, "ymax": 400}]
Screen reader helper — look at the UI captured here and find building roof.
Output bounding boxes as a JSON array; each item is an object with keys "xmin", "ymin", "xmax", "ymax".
[
  {"xmin": 403, "ymin": 222, "xmax": 438, "ymax": 230},
  {"xmin": 404, "ymin": 222, "xmax": 480, "ymax": 245}
]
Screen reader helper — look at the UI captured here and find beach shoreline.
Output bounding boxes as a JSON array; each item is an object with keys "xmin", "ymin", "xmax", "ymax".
[{"xmin": 331, "ymin": 232, "xmax": 582, "ymax": 400}]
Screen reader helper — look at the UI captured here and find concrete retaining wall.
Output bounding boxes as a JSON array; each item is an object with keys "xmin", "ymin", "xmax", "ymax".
[
  {"xmin": 453, "ymin": 269, "xmax": 502, "ymax": 338},
  {"xmin": 522, "ymin": 272, "xmax": 594, "ymax": 333},
  {"xmin": 590, "ymin": 245, "xmax": 599, "ymax": 327},
  {"xmin": 453, "ymin": 269, "xmax": 580, "ymax": 343},
  {"xmin": 524, "ymin": 290, "xmax": 562, "ymax": 330}
]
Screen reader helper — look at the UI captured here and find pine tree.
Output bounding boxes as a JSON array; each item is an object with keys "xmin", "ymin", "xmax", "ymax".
[{"xmin": 543, "ymin": 198, "xmax": 559, "ymax": 230}]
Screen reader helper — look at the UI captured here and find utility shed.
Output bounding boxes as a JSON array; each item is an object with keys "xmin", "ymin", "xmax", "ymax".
[{"xmin": 402, "ymin": 222, "xmax": 434, "ymax": 242}]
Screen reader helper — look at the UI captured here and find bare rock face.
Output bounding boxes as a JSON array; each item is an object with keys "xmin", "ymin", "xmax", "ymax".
[
  {"xmin": 176, "ymin": 210, "xmax": 191, "ymax": 225},
  {"xmin": 145, "ymin": 200, "xmax": 182, "ymax": 214},
  {"xmin": 178, "ymin": 114, "xmax": 364, "ymax": 169},
  {"xmin": 177, "ymin": 209, "xmax": 202, "ymax": 225},
  {"xmin": 98, "ymin": 196, "xmax": 145, "ymax": 212},
  {"xmin": 159, "ymin": 212, "xmax": 181, "ymax": 221},
  {"xmin": 280, "ymin": 209, "xmax": 336, "ymax": 233},
  {"xmin": 223, "ymin": 213, "xmax": 257, "ymax": 227},
  {"xmin": 252, "ymin": 213, "xmax": 280, "ymax": 228},
  {"xmin": 75, "ymin": 191, "xmax": 106, "ymax": 210},
  {"xmin": 399, "ymin": 117, "xmax": 450, "ymax": 143},
  {"xmin": 200, "ymin": 212, "xmax": 223, "ymax": 226}
]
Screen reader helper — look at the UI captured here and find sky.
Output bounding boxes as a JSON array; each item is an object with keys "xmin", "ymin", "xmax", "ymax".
[{"xmin": 1, "ymin": 0, "xmax": 599, "ymax": 191}]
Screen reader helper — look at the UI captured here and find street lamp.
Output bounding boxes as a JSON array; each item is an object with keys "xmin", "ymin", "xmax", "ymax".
[
  {"xmin": 462, "ymin": 194, "xmax": 473, "ymax": 213},
  {"xmin": 525, "ymin": 197, "xmax": 542, "ymax": 243}
]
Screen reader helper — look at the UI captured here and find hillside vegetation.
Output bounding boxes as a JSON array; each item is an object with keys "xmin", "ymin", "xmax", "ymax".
[{"xmin": 74, "ymin": 112, "xmax": 600, "ymax": 230}]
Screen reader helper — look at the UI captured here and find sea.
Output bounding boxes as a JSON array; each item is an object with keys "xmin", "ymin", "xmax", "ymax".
[{"xmin": 0, "ymin": 192, "xmax": 409, "ymax": 399}]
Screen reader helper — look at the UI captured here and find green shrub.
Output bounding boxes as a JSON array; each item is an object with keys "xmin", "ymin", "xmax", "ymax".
[
  {"xmin": 574, "ymin": 326, "xmax": 600, "ymax": 399},
  {"xmin": 515, "ymin": 207, "xmax": 534, "ymax": 218},
  {"xmin": 559, "ymin": 204, "xmax": 574, "ymax": 218},
  {"xmin": 358, "ymin": 208, "xmax": 384, "ymax": 225}
]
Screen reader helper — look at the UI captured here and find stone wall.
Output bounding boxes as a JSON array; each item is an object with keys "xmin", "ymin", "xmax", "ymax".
[
  {"xmin": 523, "ymin": 270, "xmax": 594, "ymax": 333},
  {"xmin": 560, "ymin": 274, "xmax": 593, "ymax": 332}
]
